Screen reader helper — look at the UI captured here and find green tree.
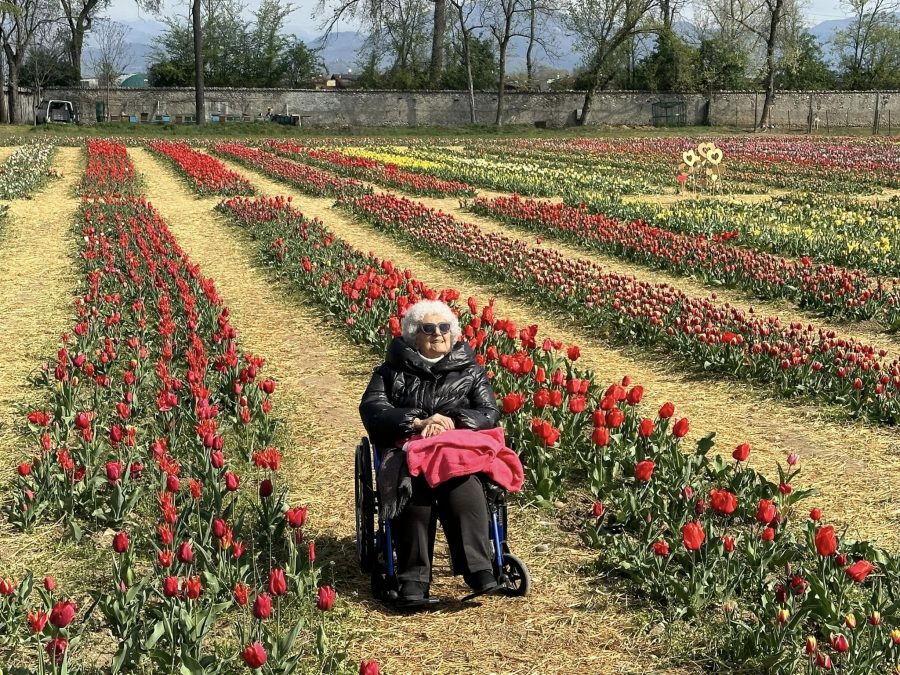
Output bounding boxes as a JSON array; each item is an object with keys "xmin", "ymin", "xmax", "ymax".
[
  {"xmin": 634, "ymin": 27, "xmax": 698, "ymax": 90},
  {"xmin": 442, "ymin": 35, "xmax": 496, "ymax": 90},
  {"xmin": 696, "ymin": 34, "xmax": 749, "ymax": 90},
  {"xmin": 278, "ymin": 39, "xmax": 325, "ymax": 87},
  {"xmin": 776, "ymin": 29, "xmax": 835, "ymax": 89},
  {"xmin": 833, "ymin": 0, "xmax": 900, "ymax": 89}
]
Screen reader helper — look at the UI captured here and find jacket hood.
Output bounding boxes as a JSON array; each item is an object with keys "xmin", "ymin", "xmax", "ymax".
[{"xmin": 386, "ymin": 337, "xmax": 477, "ymax": 376}]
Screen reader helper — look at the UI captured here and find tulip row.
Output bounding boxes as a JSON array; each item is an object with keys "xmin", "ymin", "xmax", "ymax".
[
  {"xmin": 339, "ymin": 144, "xmax": 658, "ymax": 196},
  {"xmin": 267, "ymin": 140, "xmax": 477, "ymax": 197},
  {"xmin": 578, "ymin": 193, "xmax": 900, "ymax": 279},
  {"xmin": 490, "ymin": 136, "xmax": 900, "ymax": 194},
  {"xmin": 80, "ymin": 139, "xmax": 139, "ymax": 196},
  {"xmin": 148, "ymin": 141, "xmax": 254, "ymax": 196},
  {"xmin": 0, "ymin": 143, "xmax": 57, "ymax": 199},
  {"xmin": 210, "ymin": 142, "xmax": 371, "ymax": 198},
  {"xmin": 214, "ymin": 194, "xmax": 900, "ymax": 673},
  {"xmin": 336, "ymin": 192, "xmax": 900, "ymax": 425},
  {"xmin": 467, "ymin": 195, "xmax": 900, "ymax": 326},
  {"xmin": 1, "ymin": 142, "xmax": 348, "ymax": 673}
]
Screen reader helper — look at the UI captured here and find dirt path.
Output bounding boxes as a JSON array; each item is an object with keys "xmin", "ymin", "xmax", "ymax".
[
  {"xmin": 0, "ymin": 147, "xmax": 86, "ymax": 576},
  {"xmin": 202, "ymin": 151, "xmax": 900, "ymax": 555},
  {"xmin": 131, "ymin": 148, "xmax": 683, "ymax": 675}
]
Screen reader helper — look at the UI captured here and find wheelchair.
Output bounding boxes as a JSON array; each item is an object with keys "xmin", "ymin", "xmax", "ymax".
[{"xmin": 354, "ymin": 436, "xmax": 531, "ymax": 606}]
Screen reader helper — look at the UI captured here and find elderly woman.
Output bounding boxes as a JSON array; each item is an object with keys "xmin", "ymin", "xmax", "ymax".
[{"xmin": 359, "ymin": 299, "xmax": 500, "ymax": 602}]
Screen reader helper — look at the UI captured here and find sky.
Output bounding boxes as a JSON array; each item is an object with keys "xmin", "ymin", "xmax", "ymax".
[{"xmin": 103, "ymin": 0, "xmax": 855, "ymax": 35}]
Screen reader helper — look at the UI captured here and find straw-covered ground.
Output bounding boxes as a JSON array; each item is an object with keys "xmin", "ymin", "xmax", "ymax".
[{"xmin": 130, "ymin": 148, "xmax": 687, "ymax": 675}]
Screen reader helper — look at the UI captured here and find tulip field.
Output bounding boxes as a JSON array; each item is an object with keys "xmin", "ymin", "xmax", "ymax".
[{"xmin": 1, "ymin": 132, "xmax": 900, "ymax": 675}]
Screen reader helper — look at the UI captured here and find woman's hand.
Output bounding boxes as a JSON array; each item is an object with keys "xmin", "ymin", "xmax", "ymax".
[
  {"xmin": 422, "ymin": 423, "xmax": 448, "ymax": 438},
  {"xmin": 413, "ymin": 414, "xmax": 455, "ymax": 434}
]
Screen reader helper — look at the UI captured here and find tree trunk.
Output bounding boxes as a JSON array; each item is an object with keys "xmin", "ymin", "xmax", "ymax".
[
  {"xmin": 429, "ymin": 0, "xmax": 446, "ymax": 88},
  {"xmin": 5, "ymin": 46, "xmax": 18, "ymax": 125},
  {"xmin": 495, "ymin": 42, "xmax": 507, "ymax": 125},
  {"xmin": 193, "ymin": 0, "xmax": 205, "ymax": 124},
  {"xmin": 0, "ymin": 49, "xmax": 7, "ymax": 124},
  {"xmin": 757, "ymin": 0, "xmax": 784, "ymax": 130},
  {"xmin": 463, "ymin": 31, "xmax": 475, "ymax": 123},
  {"xmin": 526, "ymin": 0, "xmax": 536, "ymax": 87},
  {"xmin": 69, "ymin": 25, "xmax": 85, "ymax": 81}
]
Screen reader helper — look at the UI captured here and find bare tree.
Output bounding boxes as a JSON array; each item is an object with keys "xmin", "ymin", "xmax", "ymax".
[
  {"xmin": 833, "ymin": 0, "xmax": 900, "ymax": 87},
  {"xmin": 1, "ymin": 0, "xmax": 57, "ymax": 123},
  {"xmin": 429, "ymin": 0, "xmax": 446, "ymax": 86},
  {"xmin": 89, "ymin": 18, "xmax": 128, "ymax": 121},
  {"xmin": 27, "ymin": 21, "xmax": 67, "ymax": 105},
  {"xmin": 58, "ymin": 0, "xmax": 106, "ymax": 80},
  {"xmin": 564, "ymin": 0, "xmax": 658, "ymax": 125},
  {"xmin": 449, "ymin": 0, "xmax": 480, "ymax": 120}
]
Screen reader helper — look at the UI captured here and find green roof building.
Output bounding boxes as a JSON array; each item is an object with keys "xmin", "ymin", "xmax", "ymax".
[{"xmin": 119, "ymin": 73, "xmax": 149, "ymax": 88}]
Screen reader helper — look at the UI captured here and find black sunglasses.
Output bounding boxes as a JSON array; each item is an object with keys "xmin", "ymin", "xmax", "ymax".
[{"xmin": 419, "ymin": 322, "xmax": 452, "ymax": 335}]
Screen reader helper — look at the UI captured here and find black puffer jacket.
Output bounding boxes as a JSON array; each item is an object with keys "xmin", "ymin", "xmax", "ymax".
[{"xmin": 359, "ymin": 337, "xmax": 500, "ymax": 448}]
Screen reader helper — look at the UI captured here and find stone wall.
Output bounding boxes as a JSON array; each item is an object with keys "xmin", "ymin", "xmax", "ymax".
[
  {"xmin": 40, "ymin": 87, "xmax": 709, "ymax": 127},
  {"xmin": 710, "ymin": 91, "xmax": 900, "ymax": 130},
  {"xmin": 35, "ymin": 86, "xmax": 900, "ymax": 130}
]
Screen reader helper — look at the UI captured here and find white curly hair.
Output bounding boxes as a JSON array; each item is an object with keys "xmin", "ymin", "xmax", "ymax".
[{"xmin": 400, "ymin": 299, "xmax": 461, "ymax": 345}]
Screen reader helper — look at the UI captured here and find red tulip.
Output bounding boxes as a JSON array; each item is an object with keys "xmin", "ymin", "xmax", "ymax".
[
  {"xmin": 317, "ymin": 585, "xmax": 336, "ymax": 611},
  {"xmin": 658, "ymin": 402, "xmax": 675, "ymax": 419},
  {"xmin": 241, "ymin": 642, "xmax": 267, "ymax": 669},
  {"xmin": 567, "ymin": 345, "xmax": 580, "ymax": 361},
  {"xmin": 43, "ymin": 576, "xmax": 55, "ymax": 592},
  {"xmin": 268, "ymin": 568, "xmax": 287, "ymax": 596},
  {"xmin": 360, "ymin": 660, "xmax": 380, "ymax": 675},
  {"xmin": 592, "ymin": 501, "xmax": 604, "ymax": 518},
  {"xmin": 809, "ymin": 508, "xmax": 823, "ymax": 521},
  {"xmin": 591, "ymin": 426, "xmax": 610, "ymax": 446},
  {"xmin": 183, "ymin": 576, "xmax": 201, "ymax": 600},
  {"xmin": 286, "ymin": 506, "xmax": 308, "ymax": 528},
  {"xmin": 501, "ymin": 392, "xmax": 525, "ymax": 414},
  {"xmin": 253, "ymin": 592, "xmax": 272, "ymax": 619},
  {"xmin": 626, "ymin": 386, "xmax": 644, "ymax": 405},
  {"xmin": 177, "ymin": 541, "xmax": 193, "ymax": 564},
  {"xmin": 163, "ymin": 576, "xmax": 179, "ymax": 597},
  {"xmin": 652, "ymin": 540, "xmax": 670, "ymax": 556},
  {"xmin": 830, "ymin": 634, "xmax": 849, "ymax": 653},
  {"xmin": 638, "ymin": 418, "xmax": 654, "ymax": 437},
  {"xmin": 46, "ymin": 637, "xmax": 68, "ymax": 664},
  {"xmin": 112, "ymin": 531, "xmax": 129, "ymax": 553},
  {"xmin": 28, "ymin": 610, "xmax": 48, "ymax": 633},
  {"xmin": 259, "ymin": 478, "xmax": 273, "ymax": 498},
  {"xmin": 225, "ymin": 471, "xmax": 240, "ymax": 491},
  {"xmin": 682, "ymin": 521, "xmax": 705, "ymax": 551},
  {"xmin": 761, "ymin": 527, "xmax": 775, "ymax": 542},
  {"xmin": 846, "ymin": 560, "xmax": 875, "ymax": 583},
  {"xmin": 49, "ymin": 600, "xmax": 77, "ymax": 628},
  {"xmin": 234, "ymin": 582, "xmax": 250, "ymax": 606},
  {"xmin": 815, "ymin": 526, "xmax": 838, "ymax": 557},
  {"xmin": 732, "ymin": 443, "xmax": 751, "ymax": 462},
  {"xmin": 672, "ymin": 417, "xmax": 690, "ymax": 438},
  {"xmin": 709, "ymin": 489, "xmax": 737, "ymax": 515},
  {"xmin": 722, "ymin": 534, "xmax": 735, "ymax": 553},
  {"xmin": 755, "ymin": 499, "xmax": 776, "ymax": 524},
  {"xmin": 634, "ymin": 460, "xmax": 655, "ymax": 481},
  {"xmin": 308, "ymin": 541, "xmax": 316, "ymax": 562}
]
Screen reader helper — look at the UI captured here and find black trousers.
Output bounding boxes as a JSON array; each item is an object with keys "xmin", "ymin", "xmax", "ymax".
[{"xmin": 393, "ymin": 474, "xmax": 493, "ymax": 583}]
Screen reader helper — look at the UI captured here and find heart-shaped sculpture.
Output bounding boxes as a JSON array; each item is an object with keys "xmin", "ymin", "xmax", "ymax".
[
  {"xmin": 682, "ymin": 150, "xmax": 699, "ymax": 167},
  {"xmin": 707, "ymin": 147, "xmax": 723, "ymax": 165},
  {"xmin": 697, "ymin": 142, "xmax": 714, "ymax": 158}
]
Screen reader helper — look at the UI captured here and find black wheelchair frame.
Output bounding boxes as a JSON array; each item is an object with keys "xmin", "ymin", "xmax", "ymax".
[{"xmin": 354, "ymin": 436, "xmax": 530, "ymax": 603}]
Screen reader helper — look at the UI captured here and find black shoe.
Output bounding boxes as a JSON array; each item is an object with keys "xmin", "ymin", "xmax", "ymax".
[
  {"xmin": 463, "ymin": 570, "xmax": 498, "ymax": 594},
  {"xmin": 398, "ymin": 580, "xmax": 429, "ymax": 601}
]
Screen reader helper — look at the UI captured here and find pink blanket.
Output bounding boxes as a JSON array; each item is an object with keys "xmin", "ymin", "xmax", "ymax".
[{"xmin": 403, "ymin": 427, "xmax": 524, "ymax": 493}]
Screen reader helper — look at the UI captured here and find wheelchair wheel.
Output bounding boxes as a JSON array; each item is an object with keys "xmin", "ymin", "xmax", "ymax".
[
  {"xmin": 355, "ymin": 438, "xmax": 376, "ymax": 573},
  {"xmin": 499, "ymin": 553, "xmax": 530, "ymax": 597}
]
